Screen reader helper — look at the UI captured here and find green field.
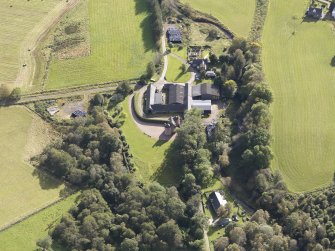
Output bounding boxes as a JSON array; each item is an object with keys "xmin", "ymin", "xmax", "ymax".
[
  {"xmin": 181, "ymin": 0, "xmax": 256, "ymax": 37},
  {"xmin": 166, "ymin": 48, "xmax": 191, "ymax": 83},
  {"xmin": 45, "ymin": 0, "xmax": 155, "ymax": 89},
  {"xmin": 0, "ymin": 107, "xmax": 64, "ymax": 228},
  {"xmin": 0, "ymin": 193, "xmax": 78, "ymax": 251},
  {"xmin": 0, "ymin": 0, "xmax": 60, "ymax": 86},
  {"xmin": 262, "ymin": 0, "xmax": 335, "ymax": 191},
  {"xmin": 121, "ymin": 98, "xmax": 181, "ymax": 186}
]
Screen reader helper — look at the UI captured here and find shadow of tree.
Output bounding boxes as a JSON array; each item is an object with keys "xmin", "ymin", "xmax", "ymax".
[
  {"xmin": 32, "ymin": 168, "xmax": 63, "ymax": 190},
  {"xmin": 151, "ymin": 141, "xmax": 183, "ymax": 186},
  {"xmin": 137, "ymin": 0, "xmax": 156, "ymax": 53},
  {"xmin": 331, "ymin": 56, "xmax": 335, "ymax": 67}
]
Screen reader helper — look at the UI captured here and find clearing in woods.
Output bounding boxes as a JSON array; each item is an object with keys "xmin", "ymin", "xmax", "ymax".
[
  {"xmin": 0, "ymin": 193, "xmax": 78, "ymax": 251},
  {"xmin": 262, "ymin": 0, "xmax": 335, "ymax": 191},
  {"xmin": 120, "ymin": 98, "xmax": 182, "ymax": 186},
  {"xmin": 45, "ymin": 0, "xmax": 156, "ymax": 90},
  {"xmin": 181, "ymin": 0, "xmax": 256, "ymax": 37},
  {"xmin": 0, "ymin": 0, "xmax": 79, "ymax": 89},
  {"xmin": 0, "ymin": 107, "xmax": 64, "ymax": 228}
]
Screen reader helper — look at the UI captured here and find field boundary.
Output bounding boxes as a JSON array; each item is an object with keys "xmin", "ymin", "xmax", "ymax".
[
  {"xmin": 175, "ymin": 0, "xmax": 235, "ymax": 39},
  {"xmin": 15, "ymin": 0, "xmax": 81, "ymax": 89},
  {"xmin": 0, "ymin": 169, "xmax": 77, "ymax": 233},
  {"xmin": 248, "ymin": 0, "xmax": 270, "ymax": 42}
]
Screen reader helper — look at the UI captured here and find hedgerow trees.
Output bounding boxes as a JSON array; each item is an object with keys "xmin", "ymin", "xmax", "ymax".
[
  {"xmin": 146, "ymin": 0, "xmax": 163, "ymax": 48},
  {"xmin": 175, "ymin": 109, "xmax": 213, "ymax": 187}
]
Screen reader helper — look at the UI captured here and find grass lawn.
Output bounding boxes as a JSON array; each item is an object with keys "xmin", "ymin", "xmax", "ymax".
[
  {"xmin": 262, "ymin": 0, "xmax": 335, "ymax": 192},
  {"xmin": 0, "ymin": 193, "xmax": 78, "ymax": 251},
  {"xmin": 181, "ymin": 0, "xmax": 256, "ymax": 37},
  {"xmin": 166, "ymin": 55, "xmax": 191, "ymax": 83},
  {"xmin": 45, "ymin": 0, "xmax": 155, "ymax": 89},
  {"xmin": 0, "ymin": 0, "xmax": 60, "ymax": 86},
  {"xmin": 188, "ymin": 23, "xmax": 230, "ymax": 55},
  {"xmin": 120, "ymin": 97, "xmax": 182, "ymax": 186},
  {"xmin": 0, "ymin": 106, "xmax": 64, "ymax": 228}
]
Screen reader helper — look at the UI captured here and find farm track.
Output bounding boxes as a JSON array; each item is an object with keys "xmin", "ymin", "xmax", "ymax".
[
  {"xmin": 16, "ymin": 84, "xmax": 118, "ymax": 104},
  {"xmin": 14, "ymin": 0, "xmax": 81, "ymax": 89}
]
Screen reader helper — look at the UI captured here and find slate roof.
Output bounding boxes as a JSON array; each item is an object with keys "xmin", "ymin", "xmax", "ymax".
[
  {"xmin": 168, "ymin": 84, "xmax": 186, "ymax": 104},
  {"xmin": 146, "ymin": 84, "xmax": 189, "ymax": 113},
  {"xmin": 192, "ymin": 83, "xmax": 220, "ymax": 98},
  {"xmin": 307, "ymin": 7, "xmax": 323, "ymax": 18},
  {"xmin": 167, "ymin": 28, "xmax": 182, "ymax": 43}
]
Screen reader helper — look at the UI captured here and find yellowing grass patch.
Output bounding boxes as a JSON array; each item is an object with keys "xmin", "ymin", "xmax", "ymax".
[{"xmin": 0, "ymin": 107, "xmax": 64, "ymax": 228}]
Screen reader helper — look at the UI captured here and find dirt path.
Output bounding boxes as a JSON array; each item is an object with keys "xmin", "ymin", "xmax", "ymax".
[
  {"xmin": 14, "ymin": 0, "xmax": 81, "ymax": 89},
  {"xmin": 158, "ymin": 26, "xmax": 168, "ymax": 84},
  {"xmin": 16, "ymin": 84, "xmax": 117, "ymax": 104}
]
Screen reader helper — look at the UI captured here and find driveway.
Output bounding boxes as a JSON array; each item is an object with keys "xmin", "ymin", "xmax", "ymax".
[{"xmin": 128, "ymin": 94, "xmax": 176, "ymax": 141}]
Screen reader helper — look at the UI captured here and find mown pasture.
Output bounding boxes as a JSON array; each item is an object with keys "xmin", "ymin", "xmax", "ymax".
[
  {"xmin": 262, "ymin": 0, "xmax": 335, "ymax": 191},
  {"xmin": 0, "ymin": 0, "xmax": 60, "ymax": 86},
  {"xmin": 0, "ymin": 107, "xmax": 64, "ymax": 228},
  {"xmin": 45, "ymin": 0, "xmax": 156, "ymax": 89},
  {"xmin": 0, "ymin": 193, "xmax": 78, "ymax": 251},
  {"xmin": 181, "ymin": 0, "xmax": 256, "ymax": 37},
  {"xmin": 120, "ymin": 98, "xmax": 181, "ymax": 186}
]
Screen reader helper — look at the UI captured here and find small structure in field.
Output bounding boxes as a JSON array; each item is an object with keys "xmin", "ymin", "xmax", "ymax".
[
  {"xmin": 71, "ymin": 110, "xmax": 86, "ymax": 118},
  {"xmin": 167, "ymin": 28, "xmax": 182, "ymax": 43},
  {"xmin": 208, "ymin": 191, "xmax": 227, "ymax": 216},
  {"xmin": 46, "ymin": 106, "xmax": 60, "ymax": 116}
]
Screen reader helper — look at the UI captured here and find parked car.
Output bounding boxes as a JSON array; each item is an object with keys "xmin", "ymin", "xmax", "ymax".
[
  {"xmin": 217, "ymin": 218, "xmax": 232, "ymax": 227},
  {"xmin": 232, "ymin": 214, "xmax": 239, "ymax": 222}
]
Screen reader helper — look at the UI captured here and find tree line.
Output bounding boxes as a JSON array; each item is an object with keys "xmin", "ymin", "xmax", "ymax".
[{"xmin": 209, "ymin": 37, "xmax": 335, "ymax": 250}]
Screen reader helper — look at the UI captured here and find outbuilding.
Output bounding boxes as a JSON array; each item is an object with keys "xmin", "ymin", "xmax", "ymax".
[
  {"xmin": 307, "ymin": 7, "xmax": 323, "ymax": 19},
  {"xmin": 167, "ymin": 28, "xmax": 182, "ymax": 43},
  {"xmin": 208, "ymin": 191, "xmax": 227, "ymax": 215},
  {"xmin": 71, "ymin": 110, "xmax": 86, "ymax": 118},
  {"xmin": 192, "ymin": 83, "xmax": 220, "ymax": 100}
]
